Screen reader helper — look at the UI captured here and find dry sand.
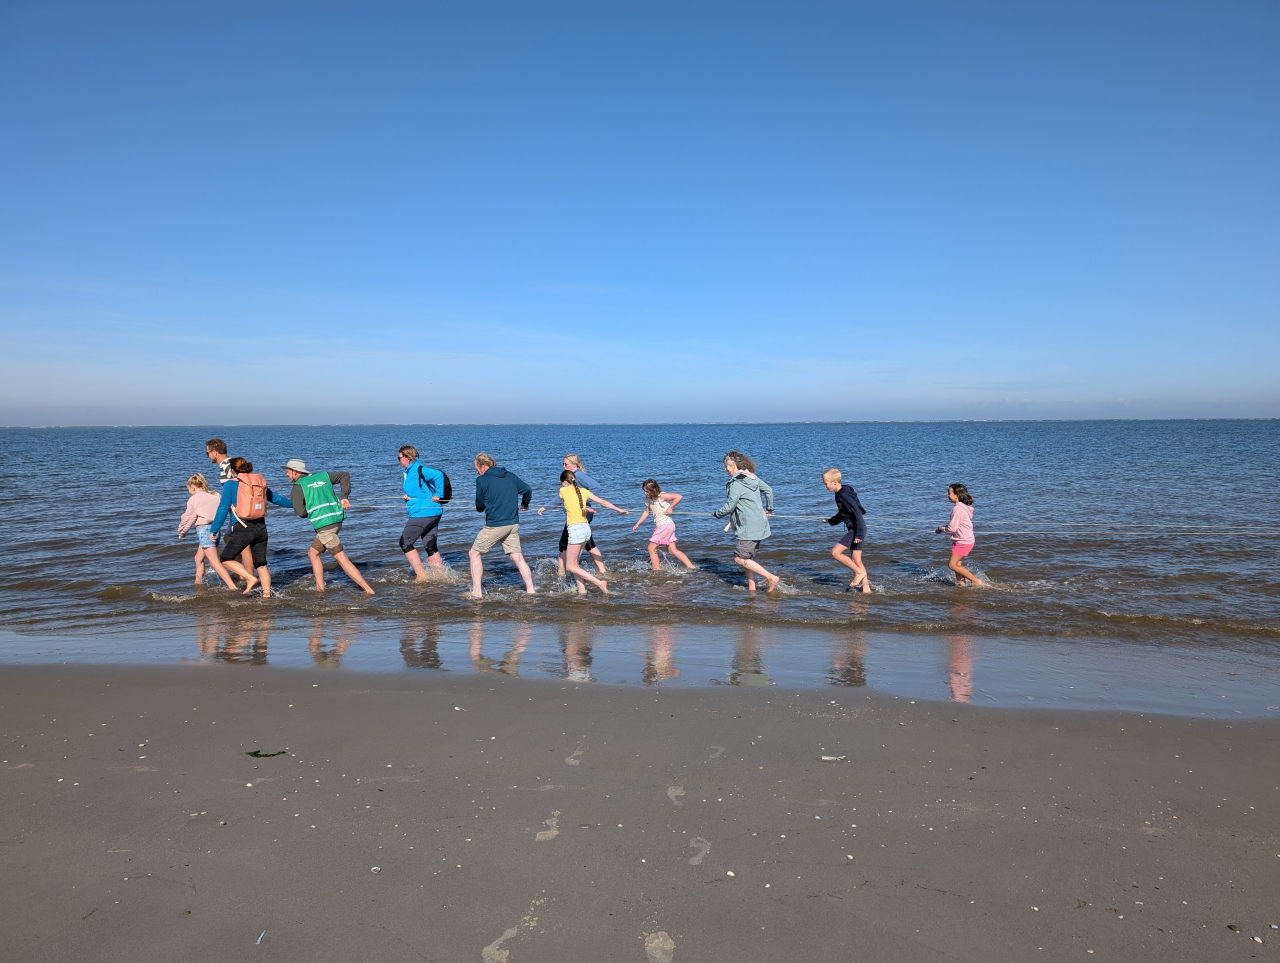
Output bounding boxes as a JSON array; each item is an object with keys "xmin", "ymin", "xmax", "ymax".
[{"xmin": 1, "ymin": 663, "xmax": 1277, "ymax": 961}]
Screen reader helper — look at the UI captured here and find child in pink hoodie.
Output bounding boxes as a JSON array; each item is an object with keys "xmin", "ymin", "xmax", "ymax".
[
  {"xmin": 935, "ymin": 483, "xmax": 983, "ymax": 587},
  {"xmin": 178, "ymin": 473, "xmax": 237, "ymax": 588}
]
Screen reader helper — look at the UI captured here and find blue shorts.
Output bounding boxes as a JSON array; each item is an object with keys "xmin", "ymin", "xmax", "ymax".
[{"xmin": 196, "ymin": 524, "xmax": 216, "ymax": 549}]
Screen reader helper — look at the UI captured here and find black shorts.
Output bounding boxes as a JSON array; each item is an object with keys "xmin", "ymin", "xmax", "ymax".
[
  {"xmin": 558, "ymin": 517, "xmax": 597, "ymax": 553},
  {"xmin": 838, "ymin": 531, "xmax": 865, "ymax": 551},
  {"xmin": 220, "ymin": 518, "xmax": 268, "ymax": 569},
  {"xmin": 400, "ymin": 515, "xmax": 442, "ymax": 555}
]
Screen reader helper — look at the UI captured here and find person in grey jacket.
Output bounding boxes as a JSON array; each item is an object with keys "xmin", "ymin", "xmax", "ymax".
[{"xmin": 711, "ymin": 450, "xmax": 781, "ymax": 592}]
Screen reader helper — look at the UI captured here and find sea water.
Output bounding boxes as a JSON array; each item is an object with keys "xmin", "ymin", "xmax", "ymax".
[{"xmin": 2, "ymin": 421, "xmax": 1277, "ymax": 715}]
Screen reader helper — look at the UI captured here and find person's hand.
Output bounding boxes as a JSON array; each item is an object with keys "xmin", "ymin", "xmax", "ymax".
[
  {"xmin": 631, "ymin": 523, "xmax": 640, "ymax": 532},
  {"xmin": 431, "ymin": 496, "xmax": 441, "ymax": 503},
  {"xmin": 616, "ymin": 508, "xmax": 629, "ymax": 515},
  {"xmin": 934, "ymin": 526, "xmax": 944, "ymax": 534},
  {"xmin": 403, "ymin": 494, "xmax": 410, "ymax": 501},
  {"xmin": 520, "ymin": 504, "xmax": 529, "ymax": 512},
  {"xmin": 340, "ymin": 498, "xmax": 351, "ymax": 509},
  {"xmin": 765, "ymin": 510, "xmax": 773, "ymax": 516},
  {"xmin": 537, "ymin": 507, "xmax": 546, "ymax": 516}
]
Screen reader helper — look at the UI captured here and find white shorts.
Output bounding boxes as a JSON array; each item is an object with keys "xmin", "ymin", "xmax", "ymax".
[{"xmin": 566, "ymin": 523, "xmax": 592, "ymax": 546}]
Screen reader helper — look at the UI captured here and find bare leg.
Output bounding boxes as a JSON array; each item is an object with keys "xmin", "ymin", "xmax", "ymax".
[
  {"xmin": 588, "ymin": 545, "xmax": 607, "ymax": 575},
  {"xmin": 468, "ymin": 549, "xmax": 485, "ymax": 598},
  {"xmin": 222, "ymin": 558, "xmax": 257, "ymax": 594},
  {"xmin": 308, "ymin": 547, "xmax": 327, "ymax": 592},
  {"xmin": 832, "ymin": 544, "xmax": 869, "ymax": 591},
  {"xmin": 426, "ymin": 551, "xmax": 443, "ymax": 570},
  {"xmin": 556, "ymin": 548, "xmax": 566, "ymax": 577},
  {"xmin": 202, "ymin": 547, "xmax": 238, "ymax": 589},
  {"xmin": 405, "ymin": 549, "xmax": 426, "ymax": 581},
  {"xmin": 849, "ymin": 550, "xmax": 871, "ymax": 593},
  {"xmin": 647, "ymin": 543, "xmax": 662, "ymax": 571},
  {"xmin": 668, "ymin": 544, "xmax": 695, "ymax": 570},
  {"xmin": 257, "ymin": 566, "xmax": 272, "ymax": 599},
  {"xmin": 737, "ymin": 556, "xmax": 780, "ymax": 591},
  {"xmin": 509, "ymin": 552, "xmax": 537, "ymax": 594},
  {"xmin": 333, "ymin": 550, "xmax": 375, "ymax": 595},
  {"xmin": 948, "ymin": 554, "xmax": 982, "ymax": 587},
  {"xmin": 193, "ymin": 547, "xmax": 205, "ymax": 583},
  {"xmin": 566, "ymin": 544, "xmax": 607, "ymax": 594}
]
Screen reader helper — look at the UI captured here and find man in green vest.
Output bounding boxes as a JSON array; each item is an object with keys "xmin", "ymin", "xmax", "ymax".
[{"xmin": 276, "ymin": 458, "xmax": 376, "ymax": 595}]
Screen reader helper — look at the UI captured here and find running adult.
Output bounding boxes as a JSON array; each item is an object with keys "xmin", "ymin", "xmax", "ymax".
[
  {"xmin": 275, "ymin": 458, "xmax": 375, "ymax": 595},
  {"xmin": 397, "ymin": 445, "xmax": 448, "ymax": 579},
  {"xmin": 468, "ymin": 453, "xmax": 536, "ymax": 598},
  {"xmin": 207, "ymin": 457, "xmax": 279, "ymax": 597}
]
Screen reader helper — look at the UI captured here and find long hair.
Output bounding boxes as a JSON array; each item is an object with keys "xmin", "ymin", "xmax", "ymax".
[
  {"xmin": 724, "ymin": 450, "xmax": 755, "ymax": 473},
  {"xmin": 186, "ymin": 472, "xmax": 210, "ymax": 492},
  {"xmin": 561, "ymin": 469, "xmax": 585, "ymax": 516},
  {"xmin": 642, "ymin": 478, "xmax": 661, "ymax": 501},
  {"xmin": 949, "ymin": 483, "xmax": 974, "ymax": 506},
  {"xmin": 564, "ymin": 453, "xmax": 586, "ymax": 472}
]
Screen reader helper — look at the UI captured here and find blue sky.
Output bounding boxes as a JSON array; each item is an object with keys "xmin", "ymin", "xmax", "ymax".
[{"xmin": 2, "ymin": 0, "xmax": 1277, "ymax": 424}]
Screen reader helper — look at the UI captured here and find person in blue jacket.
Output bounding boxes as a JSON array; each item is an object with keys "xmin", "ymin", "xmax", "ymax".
[
  {"xmin": 206, "ymin": 457, "xmax": 285, "ymax": 598},
  {"xmin": 397, "ymin": 444, "xmax": 449, "ymax": 580},
  {"xmin": 468, "ymin": 452, "xmax": 536, "ymax": 599}
]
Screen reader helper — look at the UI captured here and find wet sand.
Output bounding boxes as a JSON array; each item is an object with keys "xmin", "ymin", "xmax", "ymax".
[{"xmin": 1, "ymin": 664, "xmax": 1277, "ymax": 961}]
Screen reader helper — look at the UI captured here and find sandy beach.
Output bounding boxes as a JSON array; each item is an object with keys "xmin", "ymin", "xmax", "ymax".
[{"xmin": 2, "ymin": 663, "xmax": 1277, "ymax": 962}]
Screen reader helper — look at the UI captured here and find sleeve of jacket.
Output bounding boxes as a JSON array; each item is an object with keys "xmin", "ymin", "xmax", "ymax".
[
  {"xmin": 290, "ymin": 485, "xmax": 307, "ymax": 517},
  {"xmin": 328, "ymin": 470, "xmax": 352, "ymax": 500},
  {"xmin": 515, "ymin": 474, "xmax": 532, "ymax": 509},
  {"xmin": 208, "ymin": 481, "xmax": 236, "ymax": 533},
  {"xmin": 712, "ymin": 483, "xmax": 740, "ymax": 519},
  {"xmin": 757, "ymin": 478, "xmax": 775, "ymax": 512},
  {"xmin": 474, "ymin": 477, "xmax": 486, "ymax": 513}
]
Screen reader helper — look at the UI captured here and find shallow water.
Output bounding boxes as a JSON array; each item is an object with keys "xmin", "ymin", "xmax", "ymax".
[{"xmin": 2, "ymin": 421, "xmax": 1278, "ymax": 715}]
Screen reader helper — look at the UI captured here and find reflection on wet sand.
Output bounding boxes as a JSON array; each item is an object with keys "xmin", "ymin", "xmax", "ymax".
[
  {"xmin": 560, "ymin": 620, "xmax": 595, "ymax": 683},
  {"xmin": 947, "ymin": 602, "xmax": 976, "ymax": 703},
  {"xmin": 642, "ymin": 625, "xmax": 682, "ymax": 684},
  {"xmin": 195, "ymin": 611, "xmax": 269, "ymax": 665},
  {"xmin": 728, "ymin": 623, "xmax": 774, "ymax": 686},
  {"xmin": 827, "ymin": 599, "xmax": 868, "ymax": 686},
  {"xmin": 469, "ymin": 619, "xmax": 531, "ymax": 676},
  {"xmin": 308, "ymin": 614, "xmax": 364, "ymax": 668},
  {"xmin": 400, "ymin": 622, "xmax": 443, "ymax": 670}
]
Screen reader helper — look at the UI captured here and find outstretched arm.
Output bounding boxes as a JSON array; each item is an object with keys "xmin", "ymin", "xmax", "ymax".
[
  {"xmin": 631, "ymin": 507, "xmax": 651, "ymax": 531},
  {"xmin": 587, "ymin": 493, "xmax": 628, "ymax": 514}
]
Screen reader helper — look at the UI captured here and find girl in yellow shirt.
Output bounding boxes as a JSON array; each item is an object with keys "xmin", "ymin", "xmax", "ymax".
[{"xmin": 551, "ymin": 470, "xmax": 628, "ymax": 595}]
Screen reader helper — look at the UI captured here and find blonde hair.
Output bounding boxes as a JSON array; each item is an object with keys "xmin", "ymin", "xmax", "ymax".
[
  {"xmin": 474, "ymin": 452, "xmax": 495, "ymax": 470},
  {"xmin": 822, "ymin": 468, "xmax": 842, "ymax": 485},
  {"xmin": 563, "ymin": 453, "xmax": 586, "ymax": 472},
  {"xmin": 399, "ymin": 445, "xmax": 419, "ymax": 460},
  {"xmin": 186, "ymin": 472, "xmax": 211, "ymax": 492}
]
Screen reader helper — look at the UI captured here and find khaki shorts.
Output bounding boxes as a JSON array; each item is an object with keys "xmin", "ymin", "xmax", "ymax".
[
  {"xmin": 311, "ymin": 523, "xmax": 343, "ymax": 555},
  {"xmin": 471, "ymin": 524, "xmax": 522, "ymax": 555}
]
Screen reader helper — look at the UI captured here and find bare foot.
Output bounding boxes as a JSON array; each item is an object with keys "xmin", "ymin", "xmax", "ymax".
[
  {"xmin": 241, "ymin": 575, "xmax": 258, "ymax": 595},
  {"xmin": 577, "ymin": 588, "xmax": 588, "ymax": 596},
  {"xmin": 599, "ymin": 581, "xmax": 609, "ymax": 595},
  {"xmin": 413, "ymin": 573, "xmax": 429, "ymax": 583},
  {"xmin": 860, "ymin": 581, "xmax": 872, "ymax": 594},
  {"xmin": 746, "ymin": 581, "xmax": 757, "ymax": 592},
  {"xmin": 525, "ymin": 588, "xmax": 538, "ymax": 595},
  {"xmin": 261, "ymin": 590, "xmax": 272, "ymax": 599},
  {"xmin": 765, "ymin": 576, "xmax": 781, "ymax": 592},
  {"xmin": 467, "ymin": 590, "xmax": 483, "ymax": 600},
  {"xmin": 363, "ymin": 587, "xmax": 375, "ymax": 596},
  {"xmin": 314, "ymin": 586, "xmax": 326, "ymax": 593}
]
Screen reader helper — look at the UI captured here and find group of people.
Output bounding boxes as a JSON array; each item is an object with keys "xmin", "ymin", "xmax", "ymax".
[{"xmin": 177, "ymin": 439, "xmax": 983, "ymax": 598}]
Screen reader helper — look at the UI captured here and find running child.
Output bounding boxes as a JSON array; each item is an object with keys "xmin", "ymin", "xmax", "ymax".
[
  {"xmin": 935, "ymin": 483, "xmax": 983, "ymax": 587},
  {"xmin": 822, "ymin": 468, "xmax": 870, "ymax": 593},
  {"xmin": 631, "ymin": 479, "xmax": 695, "ymax": 571},
  {"xmin": 177, "ymin": 473, "xmax": 238, "ymax": 589},
  {"xmin": 545, "ymin": 469, "xmax": 628, "ymax": 595}
]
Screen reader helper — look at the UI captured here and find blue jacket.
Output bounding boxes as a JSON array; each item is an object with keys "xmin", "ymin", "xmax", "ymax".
[
  {"xmin": 403, "ymin": 461, "xmax": 446, "ymax": 518},
  {"xmin": 474, "ymin": 466, "xmax": 531, "ymax": 527}
]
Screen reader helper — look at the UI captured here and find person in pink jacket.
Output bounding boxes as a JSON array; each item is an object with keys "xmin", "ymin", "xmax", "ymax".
[
  {"xmin": 935, "ymin": 483, "xmax": 983, "ymax": 587},
  {"xmin": 178, "ymin": 473, "xmax": 237, "ymax": 589}
]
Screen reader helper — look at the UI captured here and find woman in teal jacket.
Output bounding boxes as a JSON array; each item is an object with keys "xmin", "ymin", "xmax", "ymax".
[{"xmin": 711, "ymin": 451, "xmax": 781, "ymax": 592}]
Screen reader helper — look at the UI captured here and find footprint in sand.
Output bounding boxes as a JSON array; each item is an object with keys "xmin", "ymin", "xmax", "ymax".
[
  {"xmin": 535, "ymin": 810, "xmax": 560, "ymax": 842},
  {"xmin": 564, "ymin": 742, "xmax": 585, "ymax": 766},
  {"xmin": 644, "ymin": 930, "xmax": 676, "ymax": 963},
  {"xmin": 708, "ymin": 745, "xmax": 726, "ymax": 759},
  {"xmin": 686, "ymin": 837, "xmax": 711, "ymax": 866},
  {"xmin": 666, "ymin": 786, "xmax": 685, "ymax": 806}
]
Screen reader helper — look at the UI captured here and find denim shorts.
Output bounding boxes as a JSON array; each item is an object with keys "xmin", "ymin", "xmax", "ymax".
[
  {"xmin": 566, "ymin": 522, "xmax": 593, "ymax": 546},
  {"xmin": 196, "ymin": 524, "xmax": 215, "ymax": 549}
]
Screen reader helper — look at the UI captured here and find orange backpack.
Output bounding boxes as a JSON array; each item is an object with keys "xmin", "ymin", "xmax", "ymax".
[{"xmin": 233, "ymin": 472, "xmax": 268, "ymax": 522}]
